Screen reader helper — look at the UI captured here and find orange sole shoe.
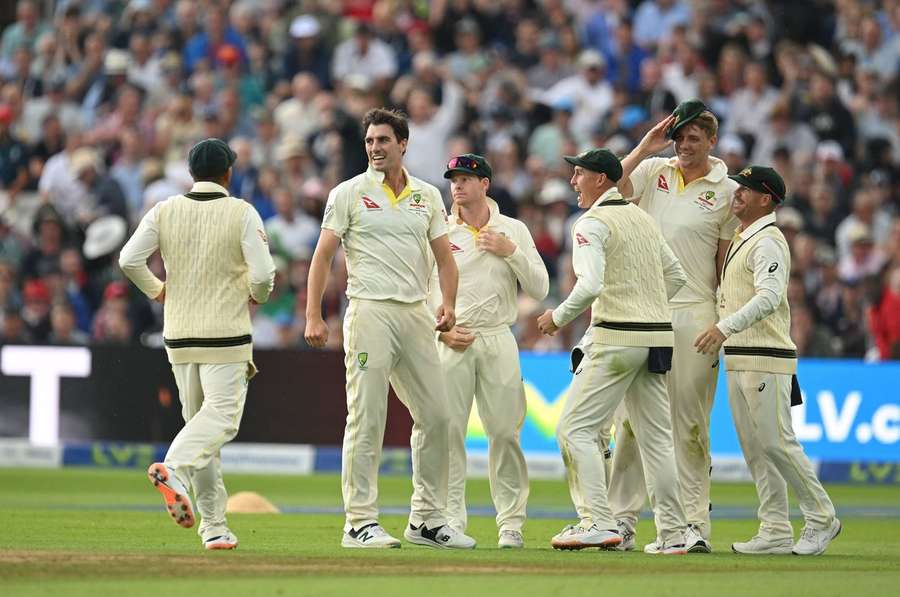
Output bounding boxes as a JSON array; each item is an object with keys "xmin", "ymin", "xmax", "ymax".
[
  {"xmin": 204, "ymin": 535, "xmax": 239, "ymax": 550},
  {"xmin": 147, "ymin": 462, "xmax": 195, "ymax": 529}
]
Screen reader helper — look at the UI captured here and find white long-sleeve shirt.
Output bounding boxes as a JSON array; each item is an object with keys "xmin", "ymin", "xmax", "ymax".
[
  {"xmin": 119, "ymin": 187, "xmax": 275, "ymax": 305},
  {"xmin": 715, "ymin": 212, "xmax": 789, "ymax": 338},
  {"xmin": 552, "ymin": 191, "xmax": 685, "ymax": 328},
  {"xmin": 429, "ymin": 197, "xmax": 548, "ymax": 330}
]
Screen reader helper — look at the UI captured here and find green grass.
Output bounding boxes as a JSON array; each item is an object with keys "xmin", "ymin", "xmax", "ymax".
[{"xmin": 1, "ymin": 469, "xmax": 899, "ymax": 596}]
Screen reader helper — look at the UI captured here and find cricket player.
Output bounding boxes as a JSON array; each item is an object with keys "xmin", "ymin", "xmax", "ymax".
[
  {"xmin": 536, "ymin": 148, "xmax": 703, "ymax": 554},
  {"xmin": 695, "ymin": 166, "xmax": 840, "ymax": 556},
  {"xmin": 119, "ymin": 138, "xmax": 276, "ymax": 550},
  {"xmin": 609, "ymin": 99, "xmax": 738, "ymax": 552},
  {"xmin": 433, "ymin": 153, "xmax": 549, "ymax": 549},
  {"xmin": 304, "ymin": 108, "xmax": 476, "ymax": 549}
]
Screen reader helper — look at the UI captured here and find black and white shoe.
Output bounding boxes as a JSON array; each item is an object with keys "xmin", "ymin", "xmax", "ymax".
[
  {"xmin": 686, "ymin": 524, "xmax": 712, "ymax": 553},
  {"xmin": 341, "ymin": 523, "xmax": 401, "ymax": 548},
  {"xmin": 404, "ymin": 522, "xmax": 476, "ymax": 549}
]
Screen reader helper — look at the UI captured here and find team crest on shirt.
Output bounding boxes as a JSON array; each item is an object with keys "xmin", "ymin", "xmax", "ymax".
[
  {"xmin": 575, "ymin": 232, "xmax": 590, "ymax": 246},
  {"xmin": 449, "ymin": 241, "xmax": 463, "ymax": 253},
  {"xmin": 358, "ymin": 352, "xmax": 368, "ymax": 370},
  {"xmin": 694, "ymin": 191, "xmax": 717, "ymax": 211},
  {"xmin": 408, "ymin": 193, "xmax": 428, "ymax": 210},
  {"xmin": 361, "ymin": 195, "xmax": 381, "ymax": 210},
  {"xmin": 657, "ymin": 175, "xmax": 669, "ymax": 192}
]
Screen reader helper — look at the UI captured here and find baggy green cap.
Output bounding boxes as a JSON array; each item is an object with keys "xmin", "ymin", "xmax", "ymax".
[
  {"xmin": 667, "ymin": 99, "xmax": 710, "ymax": 139},
  {"xmin": 188, "ymin": 138, "xmax": 237, "ymax": 179},
  {"xmin": 728, "ymin": 165, "xmax": 787, "ymax": 203},
  {"xmin": 563, "ymin": 148, "xmax": 623, "ymax": 182}
]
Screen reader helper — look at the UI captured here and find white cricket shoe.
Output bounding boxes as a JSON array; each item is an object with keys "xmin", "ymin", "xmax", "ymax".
[
  {"xmin": 613, "ymin": 520, "xmax": 635, "ymax": 551},
  {"xmin": 731, "ymin": 535, "xmax": 793, "ymax": 554},
  {"xmin": 404, "ymin": 523, "xmax": 476, "ymax": 549},
  {"xmin": 792, "ymin": 518, "xmax": 841, "ymax": 556},
  {"xmin": 685, "ymin": 524, "xmax": 712, "ymax": 553},
  {"xmin": 498, "ymin": 530, "xmax": 524, "ymax": 549},
  {"xmin": 643, "ymin": 538, "xmax": 661, "ymax": 554},
  {"xmin": 551, "ymin": 523, "xmax": 622, "ymax": 550},
  {"xmin": 204, "ymin": 531, "xmax": 239, "ymax": 550},
  {"xmin": 147, "ymin": 462, "xmax": 195, "ymax": 529},
  {"xmin": 342, "ymin": 523, "xmax": 401, "ymax": 548}
]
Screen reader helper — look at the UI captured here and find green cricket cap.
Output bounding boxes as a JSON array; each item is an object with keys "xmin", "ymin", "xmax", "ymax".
[
  {"xmin": 444, "ymin": 153, "xmax": 492, "ymax": 181},
  {"xmin": 728, "ymin": 165, "xmax": 787, "ymax": 203},
  {"xmin": 667, "ymin": 99, "xmax": 710, "ymax": 139},
  {"xmin": 563, "ymin": 148, "xmax": 623, "ymax": 182},
  {"xmin": 188, "ymin": 138, "xmax": 237, "ymax": 179}
]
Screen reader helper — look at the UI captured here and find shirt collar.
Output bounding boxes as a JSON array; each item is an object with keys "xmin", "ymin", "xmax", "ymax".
[
  {"xmin": 590, "ymin": 187, "xmax": 624, "ymax": 208},
  {"xmin": 365, "ymin": 165, "xmax": 421, "ymax": 191},
  {"xmin": 450, "ymin": 196, "xmax": 500, "ymax": 226},
  {"xmin": 738, "ymin": 211, "xmax": 777, "ymax": 240},
  {"xmin": 189, "ymin": 181, "xmax": 230, "ymax": 195},
  {"xmin": 664, "ymin": 155, "xmax": 728, "ymax": 183}
]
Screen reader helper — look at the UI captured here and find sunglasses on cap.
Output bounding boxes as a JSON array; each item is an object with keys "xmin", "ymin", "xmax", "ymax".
[{"xmin": 447, "ymin": 156, "xmax": 480, "ymax": 171}]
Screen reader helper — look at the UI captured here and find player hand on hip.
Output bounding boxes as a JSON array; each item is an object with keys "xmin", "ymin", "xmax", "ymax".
[
  {"xmin": 694, "ymin": 324, "xmax": 726, "ymax": 355},
  {"xmin": 636, "ymin": 114, "xmax": 677, "ymax": 156},
  {"xmin": 439, "ymin": 326, "xmax": 475, "ymax": 352},
  {"xmin": 477, "ymin": 229, "xmax": 516, "ymax": 257},
  {"xmin": 435, "ymin": 304, "xmax": 456, "ymax": 332},
  {"xmin": 154, "ymin": 286, "xmax": 166, "ymax": 304},
  {"xmin": 537, "ymin": 309, "xmax": 559, "ymax": 336},
  {"xmin": 304, "ymin": 316, "xmax": 330, "ymax": 348}
]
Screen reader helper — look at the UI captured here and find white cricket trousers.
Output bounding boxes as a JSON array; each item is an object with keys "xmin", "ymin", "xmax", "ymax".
[
  {"xmin": 728, "ymin": 370, "xmax": 836, "ymax": 538},
  {"xmin": 557, "ymin": 343, "xmax": 687, "ymax": 545},
  {"xmin": 440, "ymin": 327, "xmax": 529, "ymax": 533},
  {"xmin": 165, "ymin": 361, "xmax": 254, "ymax": 540},
  {"xmin": 342, "ymin": 298, "xmax": 450, "ymax": 531},
  {"xmin": 609, "ymin": 302, "xmax": 719, "ymax": 537}
]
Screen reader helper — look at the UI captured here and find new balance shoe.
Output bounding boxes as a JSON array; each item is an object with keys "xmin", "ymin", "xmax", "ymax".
[
  {"xmin": 498, "ymin": 530, "xmax": 524, "ymax": 549},
  {"xmin": 551, "ymin": 524, "xmax": 622, "ymax": 550},
  {"xmin": 731, "ymin": 535, "xmax": 793, "ymax": 554},
  {"xmin": 613, "ymin": 520, "xmax": 635, "ymax": 552},
  {"xmin": 404, "ymin": 523, "xmax": 476, "ymax": 549},
  {"xmin": 204, "ymin": 531, "xmax": 239, "ymax": 550},
  {"xmin": 147, "ymin": 462, "xmax": 194, "ymax": 528},
  {"xmin": 685, "ymin": 524, "xmax": 712, "ymax": 553},
  {"xmin": 342, "ymin": 523, "xmax": 401, "ymax": 548},
  {"xmin": 792, "ymin": 518, "xmax": 841, "ymax": 556}
]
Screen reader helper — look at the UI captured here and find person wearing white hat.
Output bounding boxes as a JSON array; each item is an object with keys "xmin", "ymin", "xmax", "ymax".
[
  {"xmin": 543, "ymin": 49, "xmax": 614, "ymax": 145},
  {"xmin": 119, "ymin": 138, "xmax": 276, "ymax": 551}
]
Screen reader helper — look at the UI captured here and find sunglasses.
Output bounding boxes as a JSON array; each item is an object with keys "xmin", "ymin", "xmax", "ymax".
[{"xmin": 447, "ymin": 156, "xmax": 480, "ymax": 171}]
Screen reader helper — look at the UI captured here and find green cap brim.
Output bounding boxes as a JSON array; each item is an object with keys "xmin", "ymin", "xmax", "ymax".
[{"xmin": 728, "ymin": 174, "xmax": 784, "ymax": 202}]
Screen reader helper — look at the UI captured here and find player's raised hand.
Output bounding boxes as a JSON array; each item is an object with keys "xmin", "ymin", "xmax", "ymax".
[
  {"xmin": 637, "ymin": 114, "xmax": 676, "ymax": 156},
  {"xmin": 439, "ymin": 326, "xmax": 475, "ymax": 352},
  {"xmin": 435, "ymin": 303, "xmax": 456, "ymax": 332},
  {"xmin": 304, "ymin": 316, "xmax": 330, "ymax": 349},
  {"xmin": 477, "ymin": 229, "xmax": 516, "ymax": 257}
]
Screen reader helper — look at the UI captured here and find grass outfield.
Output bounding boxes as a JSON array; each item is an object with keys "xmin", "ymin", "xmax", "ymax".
[{"xmin": 1, "ymin": 469, "xmax": 898, "ymax": 596}]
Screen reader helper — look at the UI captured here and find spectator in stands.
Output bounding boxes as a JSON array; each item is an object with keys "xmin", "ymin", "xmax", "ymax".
[
  {"xmin": 69, "ymin": 147, "xmax": 129, "ymax": 225},
  {"xmin": 0, "ymin": 103, "xmax": 28, "ymax": 204},
  {"xmin": 48, "ymin": 299, "xmax": 89, "ymax": 345},
  {"xmin": 868, "ymin": 264, "xmax": 900, "ymax": 360},
  {"xmin": 331, "ymin": 22, "xmax": 397, "ymax": 93}
]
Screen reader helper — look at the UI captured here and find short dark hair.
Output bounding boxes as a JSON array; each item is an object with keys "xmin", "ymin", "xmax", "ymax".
[{"xmin": 362, "ymin": 108, "xmax": 409, "ymax": 143}]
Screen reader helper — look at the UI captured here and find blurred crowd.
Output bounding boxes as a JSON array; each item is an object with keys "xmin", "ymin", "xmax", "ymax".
[{"xmin": 0, "ymin": 0, "xmax": 898, "ymax": 360}]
